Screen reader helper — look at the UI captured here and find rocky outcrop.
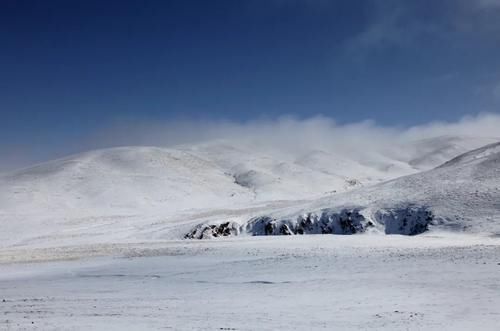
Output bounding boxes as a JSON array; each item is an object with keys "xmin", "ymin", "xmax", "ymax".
[
  {"xmin": 186, "ymin": 208, "xmax": 376, "ymax": 239},
  {"xmin": 242, "ymin": 209, "xmax": 372, "ymax": 236},
  {"xmin": 374, "ymin": 206, "xmax": 433, "ymax": 235},
  {"xmin": 185, "ymin": 205, "xmax": 435, "ymax": 239},
  {"xmin": 184, "ymin": 221, "xmax": 239, "ymax": 239}
]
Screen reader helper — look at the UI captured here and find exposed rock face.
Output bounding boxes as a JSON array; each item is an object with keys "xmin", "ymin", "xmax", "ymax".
[
  {"xmin": 240, "ymin": 216, "xmax": 288, "ymax": 236},
  {"xmin": 186, "ymin": 209, "xmax": 374, "ymax": 239},
  {"xmin": 184, "ymin": 221, "xmax": 239, "ymax": 239},
  {"xmin": 375, "ymin": 206, "xmax": 433, "ymax": 235},
  {"xmin": 185, "ymin": 206, "xmax": 434, "ymax": 239},
  {"xmin": 185, "ymin": 205, "xmax": 435, "ymax": 239},
  {"xmin": 242, "ymin": 209, "xmax": 372, "ymax": 236}
]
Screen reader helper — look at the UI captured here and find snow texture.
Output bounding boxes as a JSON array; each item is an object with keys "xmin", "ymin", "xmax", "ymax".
[
  {"xmin": 1, "ymin": 235, "xmax": 500, "ymax": 330},
  {"xmin": 1, "ymin": 136, "xmax": 500, "ymax": 330}
]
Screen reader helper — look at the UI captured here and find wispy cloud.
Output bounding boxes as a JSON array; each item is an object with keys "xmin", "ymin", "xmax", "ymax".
[
  {"xmin": 347, "ymin": 2, "xmax": 440, "ymax": 50},
  {"xmin": 2, "ymin": 112, "xmax": 500, "ymax": 172},
  {"xmin": 347, "ymin": 0, "xmax": 500, "ymax": 51}
]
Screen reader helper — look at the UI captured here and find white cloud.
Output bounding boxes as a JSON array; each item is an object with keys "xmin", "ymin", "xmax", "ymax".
[{"xmin": 2, "ymin": 112, "xmax": 500, "ymax": 172}]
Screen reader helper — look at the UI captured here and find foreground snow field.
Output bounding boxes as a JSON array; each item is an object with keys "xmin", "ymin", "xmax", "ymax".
[{"xmin": 1, "ymin": 234, "xmax": 500, "ymax": 330}]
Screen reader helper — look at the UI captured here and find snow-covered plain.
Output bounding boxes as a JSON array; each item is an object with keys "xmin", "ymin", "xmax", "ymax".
[
  {"xmin": 1, "ymin": 135, "xmax": 500, "ymax": 330},
  {"xmin": 1, "ymin": 235, "xmax": 500, "ymax": 330}
]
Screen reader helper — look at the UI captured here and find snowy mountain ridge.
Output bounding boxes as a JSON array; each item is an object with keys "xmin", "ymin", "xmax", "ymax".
[{"xmin": 0, "ymin": 135, "xmax": 499, "ymax": 248}]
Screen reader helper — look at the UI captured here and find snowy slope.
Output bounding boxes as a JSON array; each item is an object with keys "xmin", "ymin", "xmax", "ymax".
[
  {"xmin": 0, "ymin": 135, "xmax": 498, "ymax": 248},
  {"xmin": 182, "ymin": 140, "xmax": 357, "ymax": 199},
  {"xmin": 1, "ymin": 135, "xmax": 495, "ymax": 213},
  {"xmin": 181, "ymin": 136, "xmax": 498, "ymax": 198},
  {"xmin": 0, "ymin": 146, "xmax": 252, "ymax": 214},
  {"xmin": 406, "ymin": 135, "xmax": 499, "ymax": 170},
  {"xmin": 193, "ymin": 141, "xmax": 500, "ymax": 238}
]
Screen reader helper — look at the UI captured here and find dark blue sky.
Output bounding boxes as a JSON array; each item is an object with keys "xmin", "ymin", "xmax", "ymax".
[{"xmin": 1, "ymin": 0, "xmax": 500, "ymax": 167}]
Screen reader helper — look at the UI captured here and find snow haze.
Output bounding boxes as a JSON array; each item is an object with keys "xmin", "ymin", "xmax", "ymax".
[{"xmin": 3, "ymin": 112, "xmax": 500, "ymax": 172}]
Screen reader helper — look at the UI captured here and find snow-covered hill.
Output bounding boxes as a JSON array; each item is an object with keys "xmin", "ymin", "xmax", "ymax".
[
  {"xmin": 190, "ymin": 141, "xmax": 500, "ymax": 238},
  {"xmin": 0, "ymin": 135, "xmax": 498, "ymax": 247},
  {"xmin": 0, "ymin": 146, "xmax": 253, "ymax": 214}
]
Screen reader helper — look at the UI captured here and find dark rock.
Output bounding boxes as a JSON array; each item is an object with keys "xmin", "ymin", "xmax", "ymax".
[
  {"xmin": 185, "ymin": 205, "xmax": 434, "ymax": 239},
  {"xmin": 184, "ymin": 221, "xmax": 239, "ymax": 239},
  {"xmin": 375, "ymin": 206, "xmax": 433, "ymax": 235}
]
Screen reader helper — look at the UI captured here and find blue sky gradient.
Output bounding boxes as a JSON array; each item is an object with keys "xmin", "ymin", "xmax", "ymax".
[{"xmin": 1, "ymin": 0, "xmax": 500, "ymax": 168}]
